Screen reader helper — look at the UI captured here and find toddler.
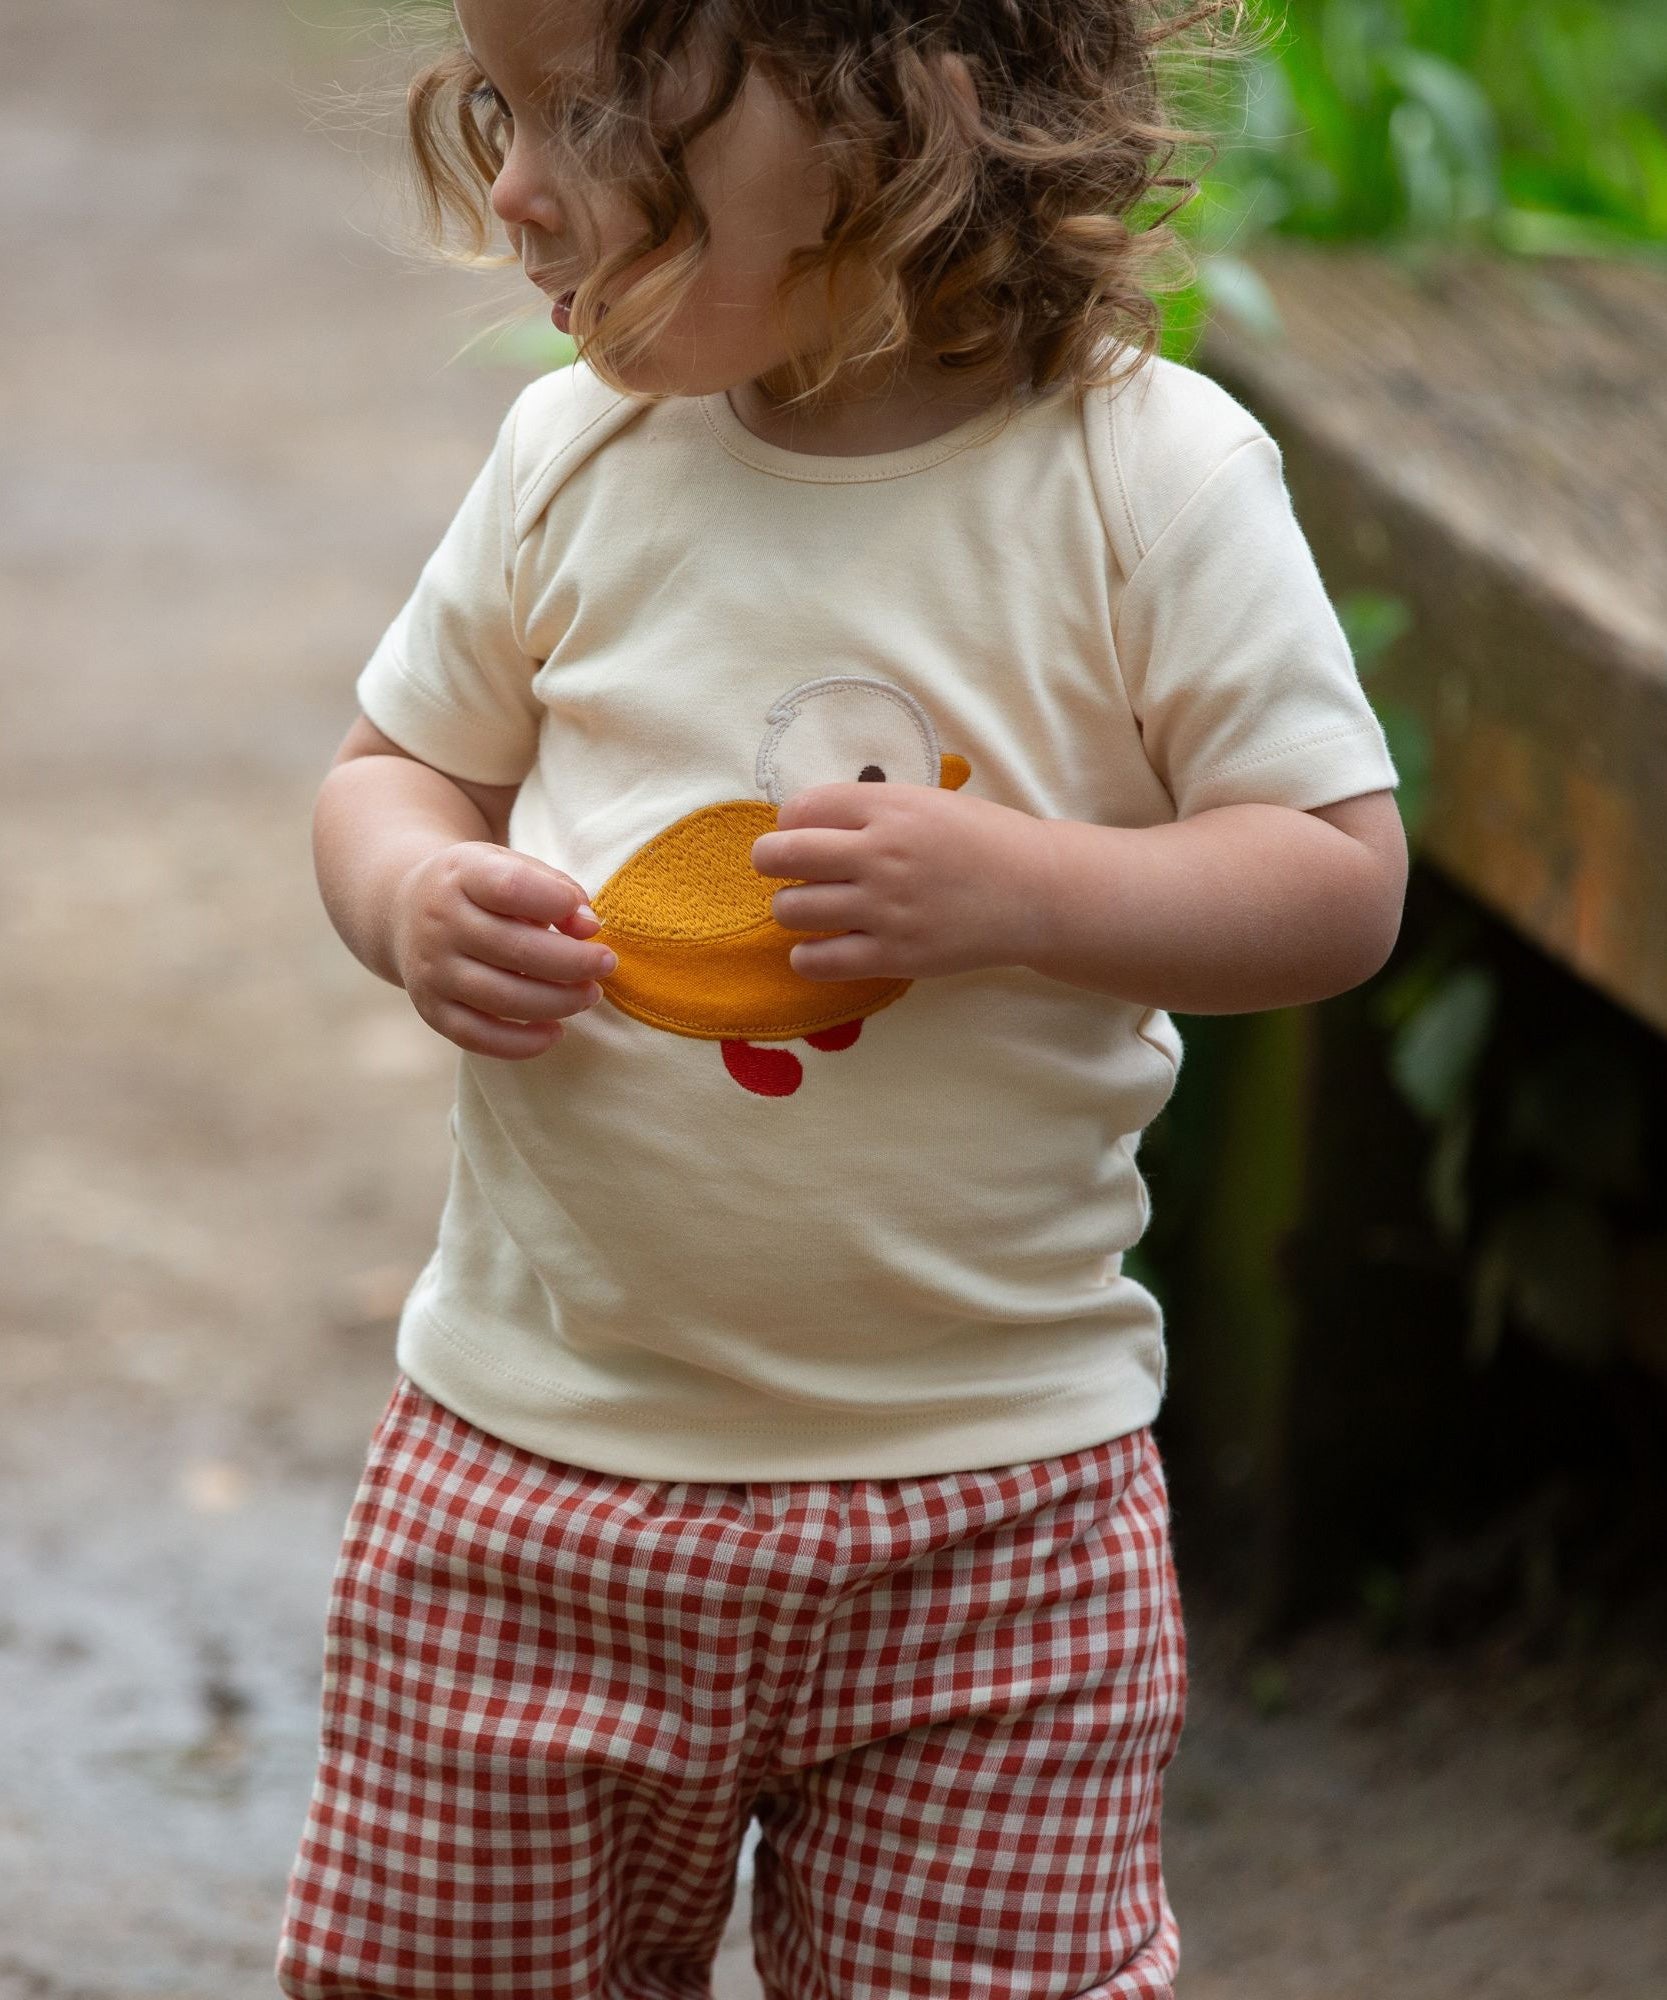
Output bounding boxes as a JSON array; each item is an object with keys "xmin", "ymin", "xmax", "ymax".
[{"xmin": 277, "ymin": 0, "xmax": 1407, "ymax": 1994}]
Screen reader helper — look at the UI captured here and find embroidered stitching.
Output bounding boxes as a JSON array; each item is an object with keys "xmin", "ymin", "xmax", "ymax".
[
  {"xmin": 700, "ymin": 396, "xmax": 1012, "ymax": 484},
  {"xmin": 619, "ymin": 977, "xmax": 912, "ymax": 1041},
  {"xmin": 755, "ymin": 675, "xmax": 942, "ymax": 804},
  {"xmin": 1201, "ymin": 717, "xmax": 1384, "ymax": 780}
]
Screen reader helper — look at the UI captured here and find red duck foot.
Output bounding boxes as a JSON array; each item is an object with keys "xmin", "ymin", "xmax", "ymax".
[
  {"xmin": 803, "ymin": 1019, "xmax": 863, "ymax": 1052},
  {"xmin": 721, "ymin": 1039, "xmax": 804, "ymax": 1096}
]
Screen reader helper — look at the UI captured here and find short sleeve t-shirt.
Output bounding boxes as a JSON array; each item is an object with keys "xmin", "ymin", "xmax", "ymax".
[{"xmin": 354, "ymin": 346, "xmax": 1399, "ymax": 1479}]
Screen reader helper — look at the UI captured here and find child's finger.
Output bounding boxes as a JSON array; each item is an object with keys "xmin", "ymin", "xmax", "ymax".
[
  {"xmin": 459, "ymin": 848, "xmax": 593, "ymax": 930},
  {"xmin": 751, "ymin": 826, "xmax": 860, "ymax": 882},
  {"xmin": 427, "ymin": 996, "xmax": 566, "ymax": 1061},
  {"xmin": 453, "ymin": 899, "xmax": 617, "ymax": 985},
  {"xmin": 446, "ymin": 957, "xmax": 607, "ymax": 1025},
  {"xmin": 787, "ymin": 932, "xmax": 880, "ymax": 982}
]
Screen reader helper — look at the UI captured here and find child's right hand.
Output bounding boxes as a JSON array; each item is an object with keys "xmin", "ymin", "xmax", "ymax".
[{"xmin": 390, "ymin": 842, "xmax": 618, "ymax": 1061}]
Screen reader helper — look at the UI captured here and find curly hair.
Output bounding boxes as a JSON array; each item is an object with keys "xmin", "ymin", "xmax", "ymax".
[{"xmin": 405, "ymin": 0, "xmax": 1262, "ymax": 415}]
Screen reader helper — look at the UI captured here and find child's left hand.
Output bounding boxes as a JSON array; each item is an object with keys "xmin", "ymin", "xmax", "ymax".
[{"xmin": 750, "ymin": 781, "xmax": 1052, "ymax": 982}]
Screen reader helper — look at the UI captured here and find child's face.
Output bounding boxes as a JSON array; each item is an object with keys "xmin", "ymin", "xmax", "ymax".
[{"xmin": 454, "ymin": 0, "xmax": 843, "ymax": 397}]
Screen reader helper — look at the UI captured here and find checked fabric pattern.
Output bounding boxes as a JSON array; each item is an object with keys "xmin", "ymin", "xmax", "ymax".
[{"xmin": 276, "ymin": 1372, "xmax": 1188, "ymax": 1999}]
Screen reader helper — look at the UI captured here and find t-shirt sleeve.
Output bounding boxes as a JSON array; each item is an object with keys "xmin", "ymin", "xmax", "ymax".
[
  {"xmin": 353, "ymin": 393, "xmax": 542, "ymax": 787},
  {"xmin": 1112, "ymin": 432, "xmax": 1399, "ymax": 819}
]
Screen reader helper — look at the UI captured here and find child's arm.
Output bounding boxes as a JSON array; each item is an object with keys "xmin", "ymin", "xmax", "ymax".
[
  {"xmin": 1017, "ymin": 788, "xmax": 1407, "ymax": 1014},
  {"xmin": 313, "ymin": 714, "xmax": 515, "ymax": 988},
  {"xmin": 313, "ymin": 712, "xmax": 616, "ymax": 1060},
  {"xmin": 755, "ymin": 779, "xmax": 1404, "ymax": 1012}
]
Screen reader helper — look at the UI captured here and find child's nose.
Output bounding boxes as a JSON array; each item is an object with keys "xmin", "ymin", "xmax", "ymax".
[{"xmin": 490, "ymin": 144, "xmax": 561, "ymax": 235}]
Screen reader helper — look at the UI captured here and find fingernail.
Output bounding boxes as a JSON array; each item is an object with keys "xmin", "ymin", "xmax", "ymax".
[
  {"xmin": 597, "ymin": 949, "xmax": 619, "ymax": 975},
  {"xmin": 576, "ymin": 902, "xmax": 599, "ymax": 925}
]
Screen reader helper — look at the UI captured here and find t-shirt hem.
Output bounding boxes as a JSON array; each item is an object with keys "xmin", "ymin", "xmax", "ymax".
[
  {"xmin": 1178, "ymin": 718, "xmax": 1399, "ymax": 818},
  {"xmin": 393, "ymin": 1298, "xmax": 1166, "ymax": 1482},
  {"xmin": 354, "ymin": 642, "xmax": 536, "ymax": 788}
]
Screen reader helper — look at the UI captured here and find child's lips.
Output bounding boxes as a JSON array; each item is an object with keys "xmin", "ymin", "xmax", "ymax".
[{"xmin": 550, "ymin": 289, "xmax": 607, "ymax": 333}]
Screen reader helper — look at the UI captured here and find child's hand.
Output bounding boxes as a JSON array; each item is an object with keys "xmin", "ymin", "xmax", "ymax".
[
  {"xmin": 751, "ymin": 783, "xmax": 1052, "ymax": 983},
  {"xmin": 391, "ymin": 842, "xmax": 618, "ymax": 1060}
]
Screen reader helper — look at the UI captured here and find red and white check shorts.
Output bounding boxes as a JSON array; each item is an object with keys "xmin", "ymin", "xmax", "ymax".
[{"xmin": 275, "ymin": 1372, "xmax": 1188, "ymax": 1999}]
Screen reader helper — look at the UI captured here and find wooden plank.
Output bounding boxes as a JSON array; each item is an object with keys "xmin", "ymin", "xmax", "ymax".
[{"xmin": 1199, "ymin": 244, "xmax": 1667, "ymax": 1037}]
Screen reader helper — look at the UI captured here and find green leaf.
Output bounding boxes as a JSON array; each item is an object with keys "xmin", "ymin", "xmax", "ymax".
[
  {"xmin": 1197, "ymin": 255, "xmax": 1286, "ymax": 340},
  {"xmin": 1371, "ymin": 903, "xmax": 1485, "ymax": 1025},
  {"xmin": 1336, "ymin": 589, "xmax": 1413, "ymax": 677},
  {"xmin": 1381, "ymin": 47, "xmax": 1502, "ymax": 222},
  {"xmin": 1388, "ymin": 99, "xmax": 1452, "ymax": 236},
  {"xmin": 1386, "ymin": 962, "xmax": 1497, "ymax": 1123},
  {"xmin": 1244, "ymin": 0, "xmax": 1667, "ymax": 251},
  {"xmin": 1374, "ymin": 699, "xmax": 1432, "ymax": 846},
  {"xmin": 1494, "ymin": 207, "xmax": 1667, "ymax": 262}
]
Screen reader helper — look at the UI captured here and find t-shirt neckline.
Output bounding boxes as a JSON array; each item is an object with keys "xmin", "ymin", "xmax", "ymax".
[{"xmin": 699, "ymin": 383, "xmax": 1017, "ymax": 483}]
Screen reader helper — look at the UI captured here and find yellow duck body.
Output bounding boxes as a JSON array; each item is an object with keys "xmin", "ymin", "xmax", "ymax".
[{"xmin": 591, "ymin": 753, "xmax": 972, "ymax": 1044}]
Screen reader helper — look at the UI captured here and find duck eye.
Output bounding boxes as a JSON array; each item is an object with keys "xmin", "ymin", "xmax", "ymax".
[{"xmin": 755, "ymin": 677, "xmax": 938, "ymax": 806}]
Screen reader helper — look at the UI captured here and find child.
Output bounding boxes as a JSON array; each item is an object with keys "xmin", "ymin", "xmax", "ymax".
[{"xmin": 277, "ymin": 0, "xmax": 1407, "ymax": 1993}]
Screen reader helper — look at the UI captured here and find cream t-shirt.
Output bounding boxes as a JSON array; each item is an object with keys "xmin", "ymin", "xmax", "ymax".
[{"xmin": 354, "ymin": 345, "xmax": 1399, "ymax": 1479}]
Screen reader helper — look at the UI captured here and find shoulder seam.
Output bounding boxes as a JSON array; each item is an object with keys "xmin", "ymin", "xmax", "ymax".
[
  {"xmin": 1109, "ymin": 434, "xmax": 1279, "ymax": 664},
  {"xmin": 1082, "ymin": 359, "xmax": 1273, "ymax": 578},
  {"xmin": 1078, "ymin": 377, "xmax": 1143, "ymax": 583},
  {"xmin": 1105, "ymin": 382, "xmax": 1146, "ymax": 564},
  {"xmin": 1128, "ymin": 433, "xmax": 1278, "ymax": 584},
  {"xmin": 504, "ymin": 388, "xmax": 526, "ymax": 556},
  {"xmin": 511, "ymin": 369, "xmax": 645, "ymax": 543},
  {"xmin": 505, "ymin": 389, "xmax": 521, "ymax": 505}
]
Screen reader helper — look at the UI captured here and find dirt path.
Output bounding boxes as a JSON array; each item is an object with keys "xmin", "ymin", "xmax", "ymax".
[{"xmin": 2, "ymin": 2, "xmax": 1663, "ymax": 1994}]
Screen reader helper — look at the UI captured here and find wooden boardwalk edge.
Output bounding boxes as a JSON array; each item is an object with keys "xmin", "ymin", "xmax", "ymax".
[{"xmin": 1199, "ymin": 246, "xmax": 1667, "ymax": 1039}]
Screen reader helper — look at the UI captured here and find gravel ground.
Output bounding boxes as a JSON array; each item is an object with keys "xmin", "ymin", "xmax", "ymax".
[{"xmin": 2, "ymin": 1, "xmax": 1664, "ymax": 1994}]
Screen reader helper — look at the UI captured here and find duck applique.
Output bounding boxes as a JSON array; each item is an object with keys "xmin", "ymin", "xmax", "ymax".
[{"xmin": 588, "ymin": 675, "xmax": 971, "ymax": 1098}]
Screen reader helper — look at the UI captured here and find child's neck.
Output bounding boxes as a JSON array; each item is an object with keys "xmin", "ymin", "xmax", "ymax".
[{"xmin": 726, "ymin": 355, "xmax": 1023, "ymax": 460}]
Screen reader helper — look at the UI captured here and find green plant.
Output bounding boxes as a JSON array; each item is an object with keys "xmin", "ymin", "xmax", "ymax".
[
  {"xmin": 1369, "ymin": 906, "xmax": 1665, "ymax": 1386},
  {"xmin": 1334, "ymin": 588, "xmax": 1431, "ymax": 846},
  {"xmin": 1157, "ymin": 0, "xmax": 1667, "ymax": 359}
]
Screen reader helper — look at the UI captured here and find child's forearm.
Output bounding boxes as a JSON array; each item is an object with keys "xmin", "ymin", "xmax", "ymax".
[
  {"xmin": 313, "ymin": 753, "xmax": 496, "ymax": 987},
  {"xmin": 1019, "ymin": 805, "xmax": 1401, "ymax": 1014}
]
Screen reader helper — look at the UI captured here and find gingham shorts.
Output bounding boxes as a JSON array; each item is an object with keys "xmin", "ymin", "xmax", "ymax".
[{"xmin": 275, "ymin": 1372, "xmax": 1188, "ymax": 2000}]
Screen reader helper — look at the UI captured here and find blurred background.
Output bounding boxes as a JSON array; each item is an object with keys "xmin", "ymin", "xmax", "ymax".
[{"xmin": 1, "ymin": 0, "xmax": 1664, "ymax": 1993}]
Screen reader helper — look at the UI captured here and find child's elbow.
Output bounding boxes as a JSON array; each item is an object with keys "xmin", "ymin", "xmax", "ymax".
[{"xmin": 1304, "ymin": 790, "xmax": 1409, "ymax": 998}]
